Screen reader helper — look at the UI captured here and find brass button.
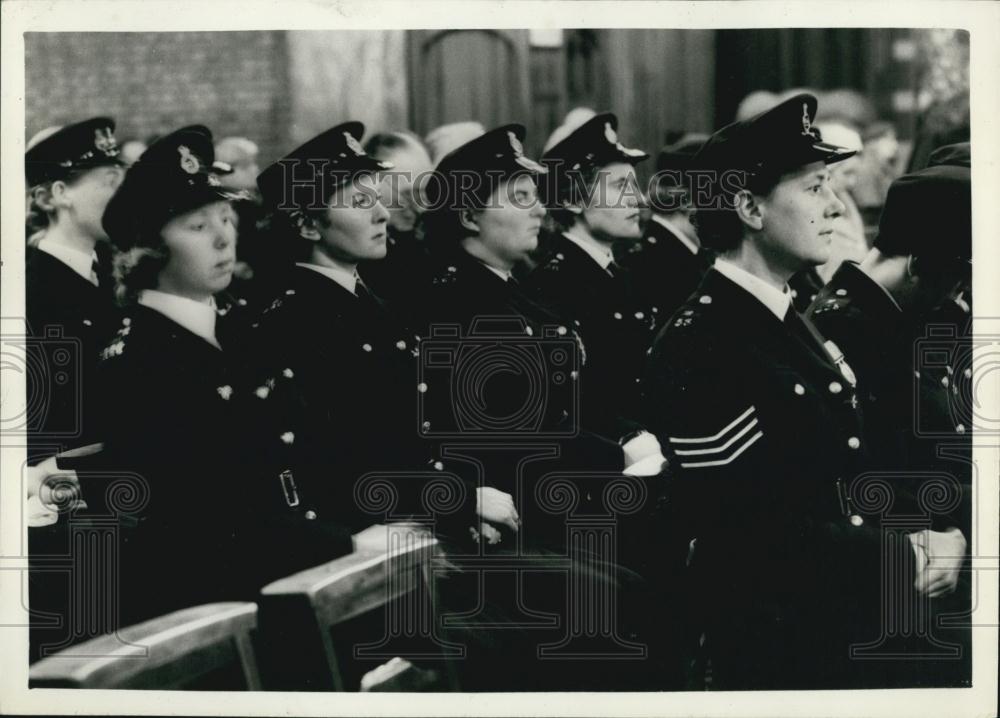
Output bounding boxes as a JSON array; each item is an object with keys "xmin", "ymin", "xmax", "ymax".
[
  {"xmin": 849, "ymin": 514, "xmax": 864, "ymax": 527},
  {"xmin": 847, "ymin": 437, "xmax": 861, "ymax": 450},
  {"xmin": 304, "ymin": 510, "xmax": 317, "ymax": 520},
  {"xmin": 829, "ymin": 381, "xmax": 843, "ymax": 394}
]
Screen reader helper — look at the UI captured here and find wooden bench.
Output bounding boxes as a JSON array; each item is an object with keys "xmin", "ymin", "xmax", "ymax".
[
  {"xmin": 257, "ymin": 531, "xmax": 459, "ymax": 691},
  {"xmin": 29, "ymin": 602, "xmax": 261, "ymax": 689}
]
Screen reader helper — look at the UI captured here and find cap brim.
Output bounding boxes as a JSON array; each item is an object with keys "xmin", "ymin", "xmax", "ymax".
[
  {"xmin": 515, "ymin": 155, "xmax": 548, "ymax": 174},
  {"xmin": 811, "ymin": 141, "xmax": 857, "ymax": 166},
  {"xmin": 325, "ymin": 156, "xmax": 394, "ymax": 185}
]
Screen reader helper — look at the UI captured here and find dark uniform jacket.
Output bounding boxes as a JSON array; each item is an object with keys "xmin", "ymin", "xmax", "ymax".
[
  {"xmin": 618, "ymin": 216, "xmax": 713, "ymax": 325},
  {"xmin": 807, "ymin": 262, "xmax": 970, "ymax": 533},
  {"xmin": 409, "ymin": 241, "xmax": 626, "ymax": 538},
  {"xmin": 250, "ymin": 265, "xmax": 471, "ymax": 535},
  {"xmin": 411, "ymin": 241, "xmax": 658, "ymax": 691},
  {"xmin": 25, "ymin": 246, "xmax": 119, "ymax": 463},
  {"xmin": 525, "ymin": 233, "xmax": 660, "ymax": 440},
  {"xmin": 359, "ymin": 228, "xmax": 434, "ymax": 316},
  {"xmin": 91, "ymin": 304, "xmax": 351, "ymax": 628},
  {"xmin": 641, "ymin": 267, "xmax": 911, "ymax": 689},
  {"xmin": 25, "ymin": 246, "xmax": 121, "ymax": 662},
  {"xmin": 788, "ymin": 265, "xmax": 826, "ymax": 313}
]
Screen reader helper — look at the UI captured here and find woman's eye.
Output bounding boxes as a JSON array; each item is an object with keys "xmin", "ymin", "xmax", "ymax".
[{"xmin": 188, "ymin": 223, "xmax": 205, "ymax": 231}]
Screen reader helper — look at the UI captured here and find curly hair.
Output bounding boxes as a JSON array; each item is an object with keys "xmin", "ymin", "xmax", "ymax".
[
  {"xmin": 113, "ymin": 241, "xmax": 169, "ymax": 305},
  {"xmin": 24, "ymin": 168, "xmax": 91, "ymax": 245},
  {"xmin": 545, "ymin": 162, "xmax": 603, "ymax": 231}
]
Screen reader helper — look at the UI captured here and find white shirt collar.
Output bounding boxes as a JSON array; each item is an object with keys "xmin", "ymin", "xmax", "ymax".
[
  {"xmin": 296, "ymin": 262, "xmax": 358, "ymax": 295},
  {"xmin": 713, "ymin": 258, "xmax": 792, "ymax": 320},
  {"xmin": 480, "ymin": 262, "xmax": 514, "ymax": 282},
  {"xmin": 138, "ymin": 290, "xmax": 220, "ymax": 348},
  {"xmin": 649, "ymin": 214, "xmax": 700, "ymax": 255},
  {"xmin": 37, "ymin": 239, "xmax": 97, "ymax": 285},
  {"xmin": 563, "ymin": 231, "xmax": 614, "ymax": 271}
]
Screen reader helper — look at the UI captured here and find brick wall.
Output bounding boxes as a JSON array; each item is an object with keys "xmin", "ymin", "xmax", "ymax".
[{"xmin": 25, "ymin": 31, "xmax": 292, "ymax": 166}]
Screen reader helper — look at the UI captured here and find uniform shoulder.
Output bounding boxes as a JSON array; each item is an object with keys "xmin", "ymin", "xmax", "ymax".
[
  {"xmin": 647, "ymin": 293, "xmax": 721, "ymax": 366},
  {"xmin": 807, "ymin": 284, "xmax": 860, "ymax": 321},
  {"xmin": 424, "ymin": 260, "xmax": 464, "ymax": 287}
]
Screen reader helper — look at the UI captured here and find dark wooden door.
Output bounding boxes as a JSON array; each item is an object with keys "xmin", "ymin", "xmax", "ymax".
[{"xmin": 407, "ymin": 30, "xmax": 531, "ymax": 137}]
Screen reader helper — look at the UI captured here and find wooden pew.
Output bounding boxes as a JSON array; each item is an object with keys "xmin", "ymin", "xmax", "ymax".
[
  {"xmin": 29, "ymin": 602, "xmax": 261, "ymax": 689},
  {"xmin": 257, "ymin": 529, "xmax": 458, "ymax": 691}
]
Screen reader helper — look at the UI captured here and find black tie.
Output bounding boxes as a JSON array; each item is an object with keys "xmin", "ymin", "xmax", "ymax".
[{"xmin": 784, "ymin": 306, "xmax": 828, "ymax": 359}]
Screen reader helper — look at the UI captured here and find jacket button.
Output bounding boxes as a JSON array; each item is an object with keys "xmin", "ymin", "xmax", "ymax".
[
  {"xmin": 304, "ymin": 510, "xmax": 317, "ymax": 520},
  {"xmin": 829, "ymin": 381, "xmax": 842, "ymax": 394},
  {"xmin": 847, "ymin": 437, "xmax": 861, "ymax": 450},
  {"xmin": 794, "ymin": 383, "xmax": 805, "ymax": 395},
  {"xmin": 849, "ymin": 514, "xmax": 864, "ymax": 526}
]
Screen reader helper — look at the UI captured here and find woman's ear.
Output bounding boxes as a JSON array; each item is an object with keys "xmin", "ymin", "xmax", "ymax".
[
  {"xmin": 561, "ymin": 200, "xmax": 584, "ymax": 218},
  {"xmin": 458, "ymin": 208, "xmax": 480, "ymax": 234},
  {"xmin": 47, "ymin": 180, "xmax": 72, "ymax": 210},
  {"xmin": 734, "ymin": 189, "xmax": 764, "ymax": 231},
  {"xmin": 31, "ymin": 185, "xmax": 57, "ymax": 213}
]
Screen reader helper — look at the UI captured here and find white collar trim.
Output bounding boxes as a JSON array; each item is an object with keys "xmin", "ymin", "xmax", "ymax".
[
  {"xmin": 37, "ymin": 239, "xmax": 97, "ymax": 285},
  {"xmin": 563, "ymin": 230, "xmax": 614, "ymax": 270},
  {"xmin": 296, "ymin": 262, "xmax": 358, "ymax": 295},
  {"xmin": 649, "ymin": 214, "xmax": 700, "ymax": 255},
  {"xmin": 713, "ymin": 258, "xmax": 792, "ymax": 320},
  {"xmin": 138, "ymin": 290, "xmax": 220, "ymax": 348}
]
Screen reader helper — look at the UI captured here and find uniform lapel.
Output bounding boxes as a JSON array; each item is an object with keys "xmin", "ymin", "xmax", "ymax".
[{"xmin": 705, "ymin": 271, "xmax": 844, "ymax": 382}]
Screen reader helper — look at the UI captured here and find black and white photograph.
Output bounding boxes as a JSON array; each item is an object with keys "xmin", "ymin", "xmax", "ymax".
[{"xmin": 1, "ymin": 1, "xmax": 997, "ymax": 716}]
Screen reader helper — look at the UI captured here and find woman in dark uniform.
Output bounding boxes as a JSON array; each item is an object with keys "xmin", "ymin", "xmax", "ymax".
[
  {"xmin": 95, "ymin": 126, "xmax": 352, "ymax": 628},
  {"xmin": 412, "ymin": 125, "xmax": 664, "ymax": 691}
]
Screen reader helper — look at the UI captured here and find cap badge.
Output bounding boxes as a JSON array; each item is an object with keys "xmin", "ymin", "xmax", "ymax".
[
  {"xmin": 178, "ymin": 145, "xmax": 200, "ymax": 174},
  {"xmin": 94, "ymin": 127, "xmax": 117, "ymax": 154},
  {"xmin": 344, "ymin": 132, "xmax": 365, "ymax": 156},
  {"xmin": 507, "ymin": 131, "xmax": 524, "ymax": 156},
  {"xmin": 604, "ymin": 122, "xmax": 618, "ymax": 144},
  {"xmin": 801, "ymin": 102, "xmax": 818, "ymax": 139}
]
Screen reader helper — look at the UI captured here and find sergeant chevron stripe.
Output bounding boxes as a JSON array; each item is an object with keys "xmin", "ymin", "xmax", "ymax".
[{"xmin": 668, "ymin": 405, "xmax": 764, "ymax": 468}]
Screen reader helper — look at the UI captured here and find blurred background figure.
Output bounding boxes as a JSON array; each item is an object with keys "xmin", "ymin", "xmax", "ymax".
[
  {"xmin": 620, "ymin": 131, "xmax": 713, "ymax": 321},
  {"xmin": 363, "ymin": 130, "xmax": 434, "ymax": 239},
  {"xmin": 118, "ymin": 139, "xmax": 147, "ymax": 166},
  {"xmin": 813, "ymin": 121, "xmax": 867, "ymax": 283},
  {"xmin": 213, "ymin": 135, "xmax": 274, "ymax": 308},
  {"xmin": 853, "ymin": 120, "xmax": 902, "ymax": 228},
  {"xmin": 735, "ymin": 90, "xmax": 778, "ymax": 121},
  {"xmin": 360, "ymin": 130, "xmax": 436, "ymax": 303},
  {"xmin": 424, "ymin": 121, "xmax": 485, "ymax": 165},
  {"xmin": 542, "ymin": 106, "xmax": 597, "ymax": 153},
  {"xmin": 214, "ymin": 136, "xmax": 262, "ymax": 195}
]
